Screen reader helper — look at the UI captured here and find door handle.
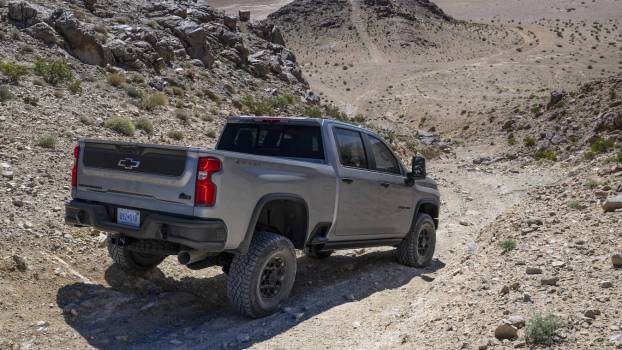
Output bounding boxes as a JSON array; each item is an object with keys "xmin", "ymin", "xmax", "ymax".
[
  {"xmin": 380, "ymin": 182, "xmax": 390, "ymax": 188},
  {"xmin": 341, "ymin": 178, "xmax": 354, "ymax": 184}
]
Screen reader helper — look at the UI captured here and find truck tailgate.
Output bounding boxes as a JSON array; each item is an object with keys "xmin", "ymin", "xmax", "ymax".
[{"xmin": 74, "ymin": 140, "xmax": 202, "ymax": 216}]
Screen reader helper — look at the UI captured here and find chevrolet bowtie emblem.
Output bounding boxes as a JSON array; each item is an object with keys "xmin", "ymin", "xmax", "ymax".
[{"xmin": 117, "ymin": 158, "xmax": 141, "ymax": 170}]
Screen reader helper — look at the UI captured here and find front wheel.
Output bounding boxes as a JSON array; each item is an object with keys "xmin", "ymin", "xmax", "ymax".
[
  {"xmin": 227, "ymin": 231, "xmax": 297, "ymax": 318},
  {"xmin": 396, "ymin": 213, "xmax": 436, "ymax": 267}
]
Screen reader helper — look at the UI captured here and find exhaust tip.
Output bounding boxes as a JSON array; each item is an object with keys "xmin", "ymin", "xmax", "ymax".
[{"xmin": 178, "ymin": 251, "xmax": 191, "ymax": 265}]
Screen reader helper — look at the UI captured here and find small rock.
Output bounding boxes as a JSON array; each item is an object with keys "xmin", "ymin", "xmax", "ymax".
[
  {"xmin": 584, "ymin": 309, "xmax": 601, "ymax": 319},
  {"xmin": 513, "ymin": 340, "xmax": 526, "ymax": 348},
  {"xmin": 541, "ymin": 276, "xmax": 559, "ymax": 286},
  {"xmin": 610, "ymin": 333, "xmax": 622, "ymax": 343},
  {"xmin": 239, "ymin": 10, "xmax": 251, "ymax": 22},
  {"xmin": 600, "ymin": 281, "xmax": 613, "ymax": 288},
  {"xmin": 1, "ymin": 169, "xmax": 13, "ymax": 179},
  {"xmin": 522, "ymin": 293, "xmax": 532, "ymax": 303},
  {"xmin": 526, "ymin": 267, "xmax": 542, "ymax": 275},
  {"xmin": 459, "ymin": 220, "xmax": 470, "ymax": 226},
  {"xmin": 612, "ymin": 253, "xmax": 622, "ymax": 268},
  {"xmin": 495, "ymin": 324, "xmax": 518, "ymax": 340},
  {"xmin": 352, "ymin": 321, "xmax": 360, "ymax": 328},
  {"xmin": 12, "ymin": 255, "xmax": 27, "ymax": 272},
  {"xmin": 345, "ymin": 294, "xmax": 356, "ymax": 301},
  {"xmin": 507, "ymin": 315, "xmax": 525, "ymax": 329},
  {"xmin": 551, "ymin": 261, "xmax": 565, "ymax": 268},
  {"xmin": 602, "ymin": 194, "xmax": 622, "ymax": 212},
  {"xmin": 12, "ymin": 198, "xmax": 24, "ymax": 207},
  {"xmin": 500, "ymin": 285, "xmax": 510, "ymax": 295}
]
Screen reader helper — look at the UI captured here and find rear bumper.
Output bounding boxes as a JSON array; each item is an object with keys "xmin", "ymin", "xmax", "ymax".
[{"xmin": 65, "ymin": 199, "xmax": 227, "ymax": 251}]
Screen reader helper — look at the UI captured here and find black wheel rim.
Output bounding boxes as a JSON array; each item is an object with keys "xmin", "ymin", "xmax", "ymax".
[
  {"xmin": 417, "ymin": 228, "xmax": 430, "ymax": 256},
  {"xmin": 259, "ymin": 256, "xmax": 286, "ymax": 299}
]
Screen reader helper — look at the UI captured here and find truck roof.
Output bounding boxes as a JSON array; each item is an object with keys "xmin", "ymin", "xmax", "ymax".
[{"xmin": 227, "ymin": 115, "xmax": 372, "ymax": 132}]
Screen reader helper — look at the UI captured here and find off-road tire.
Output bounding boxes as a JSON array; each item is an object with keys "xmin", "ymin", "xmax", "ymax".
[
  {"xmin": 397, "ymin": 213, "xmax": 436, "ymax": 267},
  {"xmin": 305, "ymin": 246, "xmax": 334, "ymax": 259},
  {"xmin": 227, "ymin": 231, "xmax": 297, "ymax": 318},
  {"xmin": 107, "ymin": 239, "xmax": 165, "ymax": 274}
]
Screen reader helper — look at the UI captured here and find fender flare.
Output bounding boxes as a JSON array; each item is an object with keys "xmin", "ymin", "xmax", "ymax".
[
  {"xmin": 411, "ymin": 198, "xmax": 440, "ymax": 231},
  {"xmin": 236, "ymin": 193, "xmax": 309, "ymax": 254}
]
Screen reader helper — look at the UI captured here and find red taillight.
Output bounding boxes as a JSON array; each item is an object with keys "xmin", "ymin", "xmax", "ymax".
[
  {"xmin": 195, "ymin": 157, "xmax": 221, "ymax": 206},
  {"xmin": 71, "ymin": 145, "xmax": 80, "ymax": 188}
]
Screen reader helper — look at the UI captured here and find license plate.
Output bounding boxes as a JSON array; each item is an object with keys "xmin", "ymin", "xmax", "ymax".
[{"xmin": 117, "ymin": 208, "xmax": 140, "ymax": 228}]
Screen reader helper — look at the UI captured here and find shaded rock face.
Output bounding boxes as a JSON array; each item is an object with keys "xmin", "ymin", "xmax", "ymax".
[
  {"xmin": 50, "ymin": 9, "xmax": 115, "ymax": 66},
  {"xmin": 7, "ymin": 1, "xmax": 49, "ymax": 27}
]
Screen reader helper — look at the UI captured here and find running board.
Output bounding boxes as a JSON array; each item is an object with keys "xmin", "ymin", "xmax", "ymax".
[{"xmin": 315, "ymin": 238, "xmax": 403, "ymax": 250}]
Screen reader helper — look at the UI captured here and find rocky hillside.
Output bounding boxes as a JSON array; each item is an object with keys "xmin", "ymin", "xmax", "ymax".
[
  {"xmin": 480, "ymin": 74, "xmax": 622, "ymax": 165},
  {"xmin": 264, "ymin": 0, "xmax": 520, "ymax": 64}
]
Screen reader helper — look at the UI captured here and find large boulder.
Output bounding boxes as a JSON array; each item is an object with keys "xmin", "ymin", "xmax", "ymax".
[
  {"xmin": 160, "ymin": 18, "xmax": 215, "ymax": 67},
  {"xmin": 251, "ymin": 22, "xmax": 286, "ymax": 46},
  {"xmin": 594, "ymin": 111, "xmax": 622, "ymax": 132},
  {"xmin": 25, "ymin": 21, "xmax": 60, "ymax": 45},
  {"xmin": 8, "ymin": 1, "xmax": 50, "ymax": 27},
  {"xmin": 49, "ymin": 9, "xmax": 115, "ymax": 66}
]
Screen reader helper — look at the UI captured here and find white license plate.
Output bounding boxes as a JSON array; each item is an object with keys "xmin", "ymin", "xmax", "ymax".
[{"xmin": 117, "ymin": 208, "xmax": 140, "ymax": 228}]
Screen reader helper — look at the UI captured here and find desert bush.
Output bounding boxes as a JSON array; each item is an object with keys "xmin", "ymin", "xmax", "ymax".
[
  {"xmin": 352, "ymin": 114, "xmax": 366, "ymax": 123},
  {"xmin": 167, "ymin": 130, "xmax": 184, "ymax": 140},
  {"xmin": 589, "ymin": 137, "xmax": 615, "ymax": 154},
  {"xmin": 326, "ymin": 104, "xmax": 348, "ymax": 121},
  {"xmin": 125, "ymin": 85, "xmax": 142, "ymax": 98},
  {"xmin": 304, "ymin": 106, "xmax": 322, "ymax": 118},
  {"xmin": 524, "ymin": 136, "xmax": 535, "ymax": 147},
  {"xmin": 206, "ymin": 129, "xmax": 217, "ymax": 138},
  {"xmin": 507, "ymin": 133, "xmax": 516, "ymax": 145},
  {"xmin": 241, "ymin": 95, "xmax": 275, "ymax": 115},
  {"xmin": 34, "ymin": 58, "xmax": 73, "ymax": 85},
  {"xmin": 0, "ymin": 61, "xmax": 29, "ymax": 83},
  {"xmin": 68, "ymin": 80, "xmax": 82, "ymax": 94},
  {"xmin": 585, "ymin": 178, "xmax": 599, "ymax": 189},
  {"xmin": 104, "ymin": 117, "xmax": 135, "ymax": 136},
  {"xmin": 37, "ymin": 134, "xmax": 57, "ymax": 149},
  {"xmin": 567, "ymin": 200, "xmax": 582, "ymax": 209},
  {"xmin": 170, "ymin": 86, "xmax": 184, "ymax": 97},
  {"xmin": 107, "ymin": 73, "xmax": 126, "ymax": 87},
  {"xmin": 176, "ymin": 109, "xmax": 190, "ymax": 123},
  {"xmin": 534, "ymin": 149, "xmax": 557, "ymax": 161},
  {"xmin": 134, "ymin": 118, "xmax": 153, "ymax": 134},
  {"xmin": 23, "ymin": 95, "xmax": 38, "ymax": 105},
  {"xmin": 142, "ymin": 92, "xmax": 168, "ymax": 110},
  {"xmin": 525, "ymin": 313, "xmax": 563, "ymax": 344},
  {"xmin": 499, "ymin": 239, "xmax": 516, "ymax": 254},
  {"xmin": 617, "ymin": 149, "xmax": 622, "ymax": 163},
  {"xmin": 0, "ymin": 85, "xmax": 13, "ymax": 102},
  {"xmin": 272, "ymin": 94, "xmax": 296, "ymax": 109}
]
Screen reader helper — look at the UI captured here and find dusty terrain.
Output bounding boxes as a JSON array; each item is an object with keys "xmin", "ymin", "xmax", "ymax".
[{"xmin": 0, "ymin": 0, "xmax": 621, "ymax": 349}]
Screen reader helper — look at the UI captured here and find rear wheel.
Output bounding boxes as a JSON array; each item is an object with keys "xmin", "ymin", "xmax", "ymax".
[
  {"xmin": 396, "ymin": 213, "xmax": 436, "ymax": 267},
  {"xmin": 107, "ymin": 238, "xmax": 165, "ymax": 274},
  {"xmin": 227, "ymin": 231, "xmax": 297, "ymax": 318}
]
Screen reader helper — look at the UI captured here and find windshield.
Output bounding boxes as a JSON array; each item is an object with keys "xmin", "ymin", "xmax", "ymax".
[{"xmin": 216, "ymin": 123, "xmax": 325, "ymax": 161}]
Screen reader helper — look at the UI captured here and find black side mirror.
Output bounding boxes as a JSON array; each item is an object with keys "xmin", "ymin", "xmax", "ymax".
[{"xmin": 407, "ymin": 156, "xmax": 426, "ymax": 184}]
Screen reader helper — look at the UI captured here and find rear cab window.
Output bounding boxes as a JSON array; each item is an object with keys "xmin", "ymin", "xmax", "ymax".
[
  {"xmin": 367, "ymin": 135, "xmax": 401, "ymax": 175},
  {"xmin": 216, "ymin": 123, "xmax": 325, "ymax": 162}
]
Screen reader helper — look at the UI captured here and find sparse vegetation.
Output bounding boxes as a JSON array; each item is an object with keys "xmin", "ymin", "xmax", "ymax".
[
  {"xmin": 525, "ymin": 313, "xmax": 563, "ymax": 345},
  {"xmin": 326, "ymin": 104, "xmax": 348, "ymax": 121},
  {"xmin": 524, "ymin": 136, "xmax": 535, "ymax": 147},
  {"xmin": 241, "ymin": 95, "xmax": 275, "ymax": 115},
  {"xmin": 33, "ymin": 58, "xmax": 73, "ymax": 85},
  {"xmin": 304, "ymin": 106, "xmax": 322, "ymax": 117},
  {"xmin": 585, "ymin": 178, "xmax": 600, "ymax": 189},
  {"xmin": 36, "ymin": 134, "xmax": 57, "ymax": 149},
  {"xmin": 135, "ymin": 118, "xmax": 153, "ymax": 134},
  {"xmin": 106, "ymin": 73, "xmax": 126, "ymax": 87},
  {"xmin": 167, "ymin": 130, "xmax": 184, "ymax": 140},
  {"xmin": 176, "ymin": 109, "xmax": 190, "ymax": 123},
  {"xmin": 567, "ymin": 200, "xmax": 582, "ymax": 209},
  {"xmin": 589, "ymin": 137, "xmax": 615, "ymax": 154},
  {"xmin": 68, "ymin": 80, "xmax": 82, "ymax": 94},
  {"xmin": 499, "ymin": 239, "xmax": 516, "ymax": 254},
  {"xmin": 125, "ymin": 85, "xmax": 142, "ymax": 98},
  {"xmin": 206, "ymin": 130, "xmax": 217, "ymax": 138},
  {"xmin": 104, "ymin": 116, "xmax": 135, "ymax": 136},
  {"xmin": 0, "ymin": 85, "xmax": 13, "ymax": 102},
  {"xmin": 534, "ymin": 149, "xmax": 557, "ymax": 161},
  {"xmin": 0, "ymin": 61, "xmax": 29, "ymax": 83},
  {"xmin": 142, "ymin": 92, "xmax": 168, "ymax": 110}
]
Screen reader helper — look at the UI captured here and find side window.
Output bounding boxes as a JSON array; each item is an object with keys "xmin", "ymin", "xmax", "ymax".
[
  {"xmin": 368, "ymin": 135, "xmax": 401, "ymax": 174},
  {"xmin": 334, "ymin": 128, "xmax": 368, "ymax": 169}
]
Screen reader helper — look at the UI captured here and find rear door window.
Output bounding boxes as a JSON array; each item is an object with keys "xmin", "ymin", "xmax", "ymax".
[
  {"xmin": 216, "ymin": 123, "xmax": 325, "ymax": 161},
  {"xmin": 334, "ymin": 128, "xmax": 368, "ymax": 169}
]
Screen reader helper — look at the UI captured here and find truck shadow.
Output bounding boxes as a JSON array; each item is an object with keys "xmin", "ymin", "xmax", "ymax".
[{"xmin": 57, "ymin": 250, "xmax": 445, "ymax": 349}]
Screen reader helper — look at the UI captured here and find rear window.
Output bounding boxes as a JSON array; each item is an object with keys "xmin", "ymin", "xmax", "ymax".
[{"xmin": 216, "ymin": 123, "xmax": 325, "ymax": 161}]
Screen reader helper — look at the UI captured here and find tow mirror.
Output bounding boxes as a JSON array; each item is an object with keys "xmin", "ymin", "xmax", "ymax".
[{"xmin": 406, "ymin": 156, "xmax": 426, "ymax": 185}]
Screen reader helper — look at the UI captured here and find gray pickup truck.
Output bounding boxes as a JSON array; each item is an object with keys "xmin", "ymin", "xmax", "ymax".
[{"xmin": 65, "ymin": 116, "xmax": 440, "ymax": 317}]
